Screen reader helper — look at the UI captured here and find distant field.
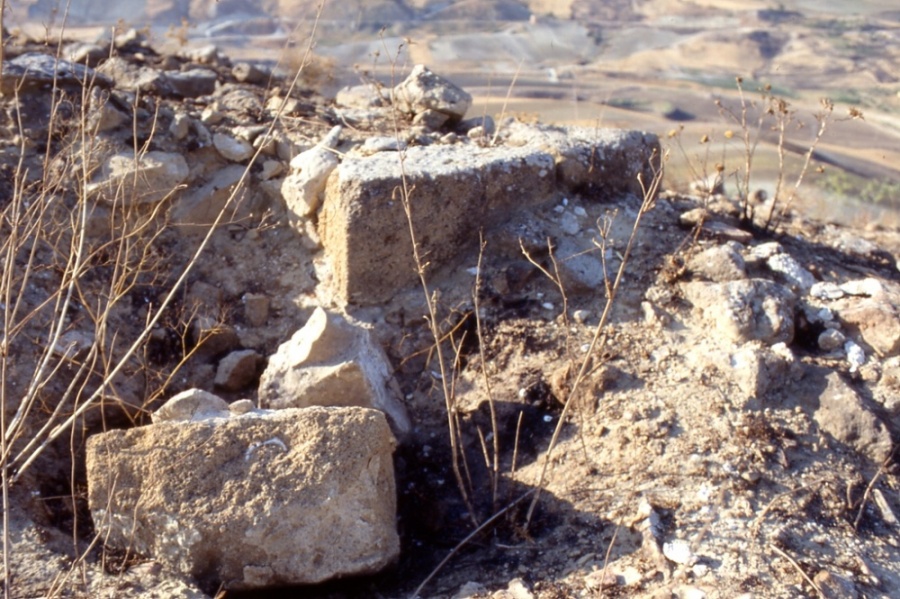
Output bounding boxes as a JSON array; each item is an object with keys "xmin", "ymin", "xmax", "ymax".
[{"xmin": 12, "ymin": 0, "xmax": 900, "ymax": 222}]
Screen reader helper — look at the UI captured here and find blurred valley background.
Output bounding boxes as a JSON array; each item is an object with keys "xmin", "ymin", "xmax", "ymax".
[{"xmin": 9, "ymin": 0, "xmax": 900, "ymax": 225}]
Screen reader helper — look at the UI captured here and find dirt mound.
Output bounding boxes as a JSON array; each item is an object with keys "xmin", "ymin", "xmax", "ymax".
[{"xmin": 2, "ymin": 22, "xmax": 900, "ymax": 599}]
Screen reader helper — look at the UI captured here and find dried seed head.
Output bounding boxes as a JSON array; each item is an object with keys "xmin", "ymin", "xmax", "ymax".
[
  {"xmin": 848, "ymin": 107, "xmax": 864, "ymax": 120},
  {"xmin": 700, "ymin": 134, "xmax": 709, "ymax": 144},
  {"xmin": 724, "ymin": 130, "xmax": 734, "ymax": 139}
]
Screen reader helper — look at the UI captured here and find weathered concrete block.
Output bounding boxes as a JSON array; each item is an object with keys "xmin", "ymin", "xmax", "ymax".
[
  {"xmin": 86, "ymin": 406, "xmax": 399, "ymax": 590},
  {"xmin": 320, "ymin": 144, "xmax": 555, "ymax": 304},
  {"xmin": 503, "ymin": 121, "xmax": 660, "ymax": 197},
  {"xmin": 320, "ymin": 123, "xmax": 658, "ymax": 304}
]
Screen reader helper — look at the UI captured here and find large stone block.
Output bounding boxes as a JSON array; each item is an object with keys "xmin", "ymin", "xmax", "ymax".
[
  {"xmin": 258, "ymin": 307, "xmax": 411, "ymax": 435},
  {"xmin": 503, "ymin": 121, "xmax": 661, "ymax": 197},
  {"xmin": 320, "ymin": 124, "xmax": 659, "ymax": 304},
  {"xmin": 86, "ymin": 406, "xmax": 399, "ymax": 590},
  {"xmin": 320, "ymin": 143, "xmax": 555, "ymax": 304}
]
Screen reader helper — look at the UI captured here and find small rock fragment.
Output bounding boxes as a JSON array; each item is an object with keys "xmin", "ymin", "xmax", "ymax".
[
  {"xmin": 229, "ymin": 399, "xmax": 255, "ymax": 415},
  {"xmin": 584, "ymin": 569, "xmax": 619, "ymax": 590},
  {"xmin": 873, "ymin": 489, "xmax": 899, "ymax": 528},
  {"xmin": 88, "ymin": 151, "xmax": 189, "ymax": 206},
  {"xmin": 413, "ymin": 108, "xmax": 450, "ymax": 130},
  {"xmin": 243, "ymin": 293, "xmax": 271, "ymax": 327},
  {"xmin": 818, "ymin": 328, "xmax": 845, "ymax": 351},
  {"xmin": 214, "ymin": 132, "xmax": 254, "ymax": 162},
  {"xmin": 232, "ymin": 61, "xmax": 270, "ymax": 84},
  {"xmin": 191, "ymin": 316, "xmax": 240, "ymax": 356},
  {"xmin": 841, "ymin": 278, "xmax": 884, "ymax": 296},
  {"xmin": 573, "ymin": 309, "xmax": 591, "ymax": 324},
  {"xmin": 766, "ymin": 253, "xmax": 816, "ymax": 292},
  {"xmin": 662, "ymin": 539, "xmax": 697, "ymax": 566},
  {"xmin": 810, "ymin": 281, "xmax": 844, "ymax": 300},
  {"xmin": 335, "ymin": 83, "xmax": 385, "ymax": 109},
  {"xmin": 153, "ymin": 389, "xmax": 230, "ymax": 423},
  {"xmin": 392, "ymin": 64, "xmax": 472, "ymax": 124},
  {"xmin": 845, "ymin": 340, "xmax": 867, "ymax": 372},
  {"xmin": 258, "ymin": 307, "xmax": 411, "ymax": 435},
  {"xmin": 812, "ymin": 372, "xmax": 892, "ymax": 463},
  {"xmin": 452, "ymin": 581, "xmax": 488, "ymax": 599},
  {"xmin": 813, "ymin": 570, "xmax": 858, "ymax": 599},
  {"xmin": 281, "ymin": 125, "xmax": 341, "ymax": 220},
  {"xmin": 169, "ymin": 113, "xmax": 192, "ymax": 140},
  {"xmin": 215, "ymin": 349, "xmax": 263, "ymax": 392},
  {"xmin": 165, "ymin": 68, "xmax": 218, "ymax": 98},
  {"xmin": 687, "ymin": 243, "xmax": 747, "ymax": 282}
]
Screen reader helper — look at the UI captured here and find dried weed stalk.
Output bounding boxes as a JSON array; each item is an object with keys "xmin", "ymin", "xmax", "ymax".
[
  {"xmin": 0, "ymin": 3, "xmax": 326, "ymax": 595},
  {"xmin": 524, "ymin": 149, "xmax": 666, "ymax": 530},
  {"xmin": 714, "ymin": 77, "xmax": 861, "ymax": 231},
  {"xmin": 382, "ymin": 37, "xmax": 478, "ymax": 525}
]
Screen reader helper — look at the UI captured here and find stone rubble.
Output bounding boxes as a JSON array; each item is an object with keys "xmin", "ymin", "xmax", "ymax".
[{"xmin": 4, "ymin": 33, "xmax": 900, "ymax": 599}]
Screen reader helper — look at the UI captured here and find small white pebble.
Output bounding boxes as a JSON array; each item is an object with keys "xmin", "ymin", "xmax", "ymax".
[
  {"xmin": 466, "ymin": 267, "xmax": 479, "ymax": 275},
  {"xmin": 663, "ymin": 539, "xmax": 697, "ymax": 566},
  {"xmin": 553, "ymin": 205, "xmax": 565, "ymax": 213},
  {"xmin": 543, "ymin": 415, "xmax": 553, "ymax": 423},
  {"xmin": 845, "ymin": 340, "xmax": 866, "ymax": 372},
  {"xmin": 542, "ymin": 302, "xmax": 555, "ymax": 310},
  {"xmin": 562, "ymin": 197, "xmax": 569, "ymax": 206},
  {"xmin": 573, "ymin": 206, "xmax": 587, "ymax": 217}
]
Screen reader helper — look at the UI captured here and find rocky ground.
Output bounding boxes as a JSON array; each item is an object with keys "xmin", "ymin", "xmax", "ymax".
[{"xmin": 1, "ymin": 21, "xmax": 900, "ymax": 599}]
